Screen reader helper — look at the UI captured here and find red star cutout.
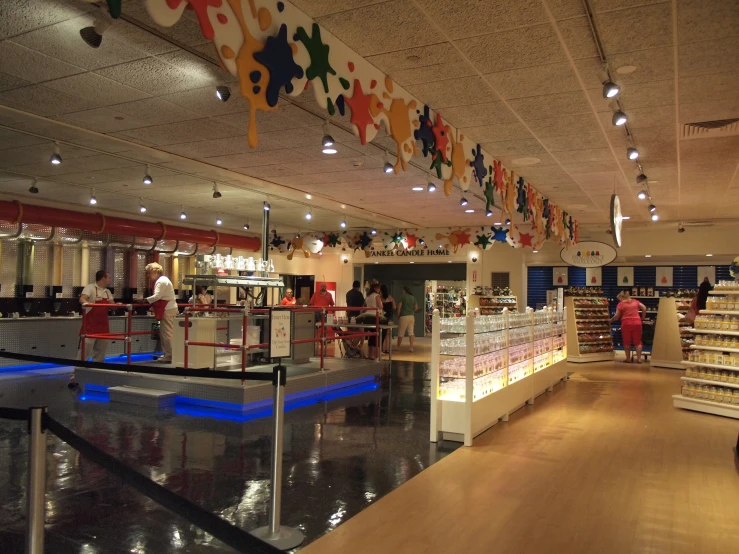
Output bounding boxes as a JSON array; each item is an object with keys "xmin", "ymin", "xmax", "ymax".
[
  {"xmin": 405, "ymin": 233, "xmax": 417, "ymax": 248},
  {"xmin": 493, "ymin": 160, "xmax": 505, "ymax": 194},
  {"xmin": 452, "ymin": 230, "xmax": 471, "ymax": 246},
  {"xmin": 518, "ymin": 232, "xmax": 534, "ymax": 248},
  {"xmin": 344, "ymin": 79, "xmax": 377, "ymax": 145},
  {"xmin": 321, "ymin": 234, "xmax": 331, "ymax": 246},
  {"xmin": 431, "ymin": 114, "xmax": 450, "ymax": 162}
]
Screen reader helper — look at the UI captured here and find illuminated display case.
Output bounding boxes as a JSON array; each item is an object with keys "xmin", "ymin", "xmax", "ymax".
[
  {"xmin": 430, "ymin": 308, "xmax": 568, "ymax": 446},
  {"xmin": 566, "ymin": 296, "xmax": 615, "ymax": 363}
]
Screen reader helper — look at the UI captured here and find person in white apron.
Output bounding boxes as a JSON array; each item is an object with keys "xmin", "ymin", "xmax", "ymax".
[{"xmin": 79, "ymin": 270, "xmax": 113, "ymax": 362}]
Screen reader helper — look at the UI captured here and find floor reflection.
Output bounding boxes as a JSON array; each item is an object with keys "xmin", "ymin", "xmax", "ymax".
[{"xmin": 0, "ymin": 361, "xmax": 457, "ymax": 552}]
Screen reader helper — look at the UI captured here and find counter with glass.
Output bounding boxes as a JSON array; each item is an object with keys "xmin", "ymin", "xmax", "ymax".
[
  {"xmin": 675, "ymin": 286, "xmax": 739, "ymax": 419},
  {"xmin": 430, "ymin": 308, "xmax": 567, "ymax": 446}
]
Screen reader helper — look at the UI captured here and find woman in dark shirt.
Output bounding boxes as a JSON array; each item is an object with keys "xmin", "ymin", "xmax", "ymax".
[{"xmin": 380, "ymin": 284, "xmax": 395, "ymax": 354}]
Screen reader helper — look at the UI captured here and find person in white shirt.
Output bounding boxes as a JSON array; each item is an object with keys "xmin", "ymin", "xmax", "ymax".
[
  {"xmin": 139, "ymin": 262, "xmax": 178, "ymax": 363},
  {"xmin": 79, "ymin": 270, "xmax": 114, "ymax": 362}
]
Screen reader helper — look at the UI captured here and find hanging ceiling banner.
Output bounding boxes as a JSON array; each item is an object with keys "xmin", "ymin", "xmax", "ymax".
[{"xmin": 560, "ymin": 241, "xmax": 617, "ymax": 268}]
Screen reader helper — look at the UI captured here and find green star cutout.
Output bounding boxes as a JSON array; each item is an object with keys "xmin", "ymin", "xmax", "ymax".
[
  {"xmin": 483, "ymin": 180, "xmax": 496, "ymax": 212},
  {"xmin": 296, "ymin": 23, "xmax": 336, "ymax": 94},
  {"xmin": 325, "ymin": 233, "xmax": 341, "ymax": 248},
  {"xmin": 429, "ymin": 149, "xmax": 451, "ymax": 179},
  {"xmin": 474, "ymin": 233, "xmax": 492, "ymax": 249}
]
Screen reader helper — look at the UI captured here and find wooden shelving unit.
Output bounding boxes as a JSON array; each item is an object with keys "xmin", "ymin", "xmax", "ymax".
[
  {"xmin": 651, "ymin": 297, "xmax": 694, "ymax": 369},
  {"xmin": 565, "ymin": 296, "xmax": 614, "ymax": 363},
  {"xmin": 467, "ymin": 295, "xmax": 517, "ymax": 315}
]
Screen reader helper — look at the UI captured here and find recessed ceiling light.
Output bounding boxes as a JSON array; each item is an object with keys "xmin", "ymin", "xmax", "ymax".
[
  {"xmin": 411, "ymin": 186, "xmax": 424, "ymax": 191},
  {"xmin": 374, "ymin": 261, "xmax": 378, "ymax": 264},
  {"xmin": 706, "ymin": 254, "xmax": 713, "ymax": 257},
  {"xmin": 493, "ymin": 222, "xmax": 502, "ymax": 225},
  {"xmin": 622, "ymin": 216, "xmax": 630, "ymax": 220},
  {"xmin": 645, "ymin": 254, "xmax": 652, "ymax": 258},
  {"xmin": 465, "ymin": 209, "xmax": 474, "ymax": 213},
  {"xmin": 448, "ymin": 261, "xmax": 452, "ymax": 263},
  {"xmin": 616, "ymin": 65, "xmax": 637, "ymax": 74},
  {"xmin": 410, "ymin": 261, "xmax": 414, "ymax": 264},
  {"xmin": 533, "ymin": 250, "xmax": 538, "ymax": 253},
  {"xmin": 305, "ymin": 194, "xmax": 312, "ymax": 199}
]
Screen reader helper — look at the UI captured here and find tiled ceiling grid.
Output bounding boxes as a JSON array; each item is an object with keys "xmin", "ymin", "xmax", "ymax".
[{"xmin": 0, "ymin": 0, "xmax": 736, "ymax": 235}]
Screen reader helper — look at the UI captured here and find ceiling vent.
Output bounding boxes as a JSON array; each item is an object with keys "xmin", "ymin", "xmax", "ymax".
[{"xmin": 681, "ymin": 119, "xmax": 739, "ymax": 140}]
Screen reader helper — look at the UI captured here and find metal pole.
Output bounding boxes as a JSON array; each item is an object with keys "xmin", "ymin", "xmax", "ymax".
[
  {"xmin": 126, "ymin": 304, "xmax": 133, "ymax": 365},
  {"xmin": 252, "ymin": 365, "xmax": 304, "ymax": 550},
  {"xmin": 184, "ymin": 308, "xmax": 190, "ymax": 370},
  {"xmin": 26, "ymin": 407, "xmax": 46, "ymax": 554}
]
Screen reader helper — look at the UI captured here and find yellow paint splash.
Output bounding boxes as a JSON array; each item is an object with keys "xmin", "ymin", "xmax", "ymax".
[
  {"xmin": 376, "ymin": 91, "xmax": 418, "ymax": 173},
  {"xmin": 444, "ymin": 133, "xmax": 471, "ymax": 196}
]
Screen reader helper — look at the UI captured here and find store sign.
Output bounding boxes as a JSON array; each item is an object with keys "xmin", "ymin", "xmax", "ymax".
[
  {"xmin": 369, "ymin": 248, "xmax": 451, "ymax": 258},
  {"xmin": 269, "ymin": 308, "xmax": 292, "ymax": 359},
  {"xmin": 560, "ymin": 241, "xmax": 617, "ymax": 268}
]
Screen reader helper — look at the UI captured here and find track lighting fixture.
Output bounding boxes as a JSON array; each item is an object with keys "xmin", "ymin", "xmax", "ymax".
[
  {"xmin": 28, "ymin": 179, "xmax": 39, "ymax": 194},
  {"xmin": 243, "ymin": 223, "xmax": 250, "ymax": 230},
  {"xmin": 371, "ymin": 228, "xmax": 377, "ymax": 235},
  {"xmin": 216, "ymin": 215, "xmax": 222, "ymax": 226},
  {"xmin": 139, "ymin": 198, "xmax": 146, "ymax": 213},
  {"xmin": 340, "ymin": 219, "xmax": 347, "ymax": 228},
  {"xmin": 651, "ymin": 213, "xmax": 659, "ymax": 221},
  {"xmin": 602, "ymin": 80, "xmax": 620, "ymax": 98},
  {"xmin": 486, "ymin": 209, "xmax": 493, "ymax": 217},
  {"xmin": 636, "ymin": 173, "xmax": 648, "ymax": 185},
  {"xmin": 648, "ymin": 204, "xmax": 656, "ymax": 213},
  {"xmin": 505, "ymin": 218, "xmax": 511, "ymax": 225},
  {"xmin": 627, "ymin": 147, "xmax": 639, "ymax": 160},
  {"xmin": 263, "ymin": 201, "xmax": 270, "ymax": 211},
  {"xmin": 460, "ymin": 197, "xmax": 468, "ymax": 206},
  {"xmin": 215, "ymin": 85, "xmax": 231, "ymax": 102},
  {"xmin": 50, "ymin": 142, "xmax": 62, "ymax": 165},
  {"xmin": 383, "ymin": 152, "xmax": 394, "ymax": 174},
  {"xmin": 305, "ymin": 209, "xmax": 312, "ymax": 220},
  {"xmin": 321, "ymin": 121, "xmax": 336, "ymax": 154},
  {"xmin": 143, "ymin": 165, "xmax": 152, "ymax": 185},
  {"xmin": 637, "ymin": 190, "xmax": 648, "ymax": 200},
  {"xmin": 427, "ymin": 182, "xmax": 436, "ymax": 192},
  {"xmin": 180, "ymin": 207, "xmax": 187, "ymax": 220},
  {"xmin": 419, "ymin": 238, "xmax": 425, "ymax": 245},
  {"xmin": 677, "ymin": 223, "xmax": 685, "ymax": 233},
  {"xmin": 80, "ymin": 11, "xmax": 114, "ymax": 49},
  {"xmin": 212, "ymin": 182, "xmax": 222, "ymax": 199},
  {"xmin": 612, "ymin": 110, "xmax": 627, "ymax": 126},
  {"xmin": 89, "ymin": 189, "xmax": 97, "ymax": 205}
]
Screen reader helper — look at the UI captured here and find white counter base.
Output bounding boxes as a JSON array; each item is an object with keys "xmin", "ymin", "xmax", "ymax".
[
  {"xmin": 567, "ymin": 352, "xmax": 614, "ymax": 363},
  {"xmin": 672, "ymin": 394, "xmax": 739, "ymax": 419}
]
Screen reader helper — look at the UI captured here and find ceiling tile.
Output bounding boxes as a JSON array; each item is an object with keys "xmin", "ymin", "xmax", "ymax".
[
  {"xmin": 162, "ymin": 85, "xmax": 252, "ymax": 117},
  {"xmin": 94, "ymin": 55, "xmax": 216, "ymax": 96},
  {"xmin": 526, "ymin": 113, "xmax": 602, "ymax": 137},
  {"xmin": 204, "ymin": 149, "xmax": 309, "ymax": 169},
  {"xmin": 546, "ymin": 0, "xmax": 588, "ymax": 20},
  {"xmin": 480, "ymin": 139, "xmax": 548, "ymax": 158},
  {"xmin": 539, "ymin": 132, "xmax": 610, "ymax": 151},
  {"xmin": 507, "ymin": 90, "xmax": 591, "ymax": 119},
  {"xmin": 0, "ymin": 40, "xmax": 84, "ymax": 82},
  {"xmin": 314, "ymin": 0, "xmax": 436, "ymax": 57},
  {"xmin": 416, "ymin": 0, "xmax": 548, "ymax": 40},
  {"xmin": 618, "ymin": 79, "xmax": 675, "ymax": 110},
  {"xmin": 679, "ymin": 73, "xmax": 739, "ymax": 105},
  {"xmin": 366, "ymin": 42, "xmax": 461, "ymax": 75},
  {"xmin": 594, "ymin": 4, "xmax": 672, "ymax": 55},
  {"xmin": 678, "ymin": 37, "xmax": 739, "ymax": 77},
  {"xmin": 597, "ymin": 105, "xmax": 675, "ymax": 129},
  {"xmin": 0, "ymin": 71, "xmax": 30, "ymax": 92},
  {"xmin": 0, "ymin": 85, "xmax": 94, "ymax": 116},
  {"xmin": 555, "ymin": 17, "xmax": 601, "ymax": 60},
  {"xmin": 118, "ymin": 118, "xmax": 243, "ymax": 146},
  {"xmin": 677, "ymin": 0, "xmax": 739, "ymax": 45},
  {"xmin": 110, "ymin": 97, "xmax": 202, "ymax": 126},
  {"xmin": 122, "ymin": 1, "xmax": 211, "ymax": 47},
  {"xmin": 588, "ymin": 0, "xmax": 666, "ymax": 14},
  {"xmin": 0, "ymin": 0, "xmax": 93, "ymax": 40},
  {"xmin": 462, "ymin": 122, "xmax": 535, "ymax": 143},
  {"xmin": 456, "ymin": 25, "xmax": 566, "ymax": 74},
  {"xmin": 485, "ymin": 62, "xmax": 587, "ymax": 100},
  {"xmin": 554, "ymin": 148, "xmax": 615, "ymax": 164},
  {"xmin": 562, "ymin": 161, "xmax": 620, "ymax": 174},
  {"xmin": 44, "ymin": 73, "xmax": 150, "ymax": 108},
  {"xmin": 386, "ymin": 61, "xmax": 478, "ymax": 88},
  {"xmin": 289, "ymin": 0, "xmax": 388, "ymax": 18},
  {"xmin": 405, "ymin": 76, "xmax": 492, "ymax": 109},
  {"xmin": 680, "ymin": 98, "xmax": 739, "ymax": 125},
  {"xmin": 438, "ymin": 102, "xmax": 518, "ymax": 127},
  {"xmin": 597, "ymin": 47, "xmax": 674, "ymax": 86},
  {"xmin": 59, "ymin": 108, "xmax": 153, "ymax": 133},
  {"xmin": 258, "ymin": 126, "xmax": 325, "ymax": 149}
]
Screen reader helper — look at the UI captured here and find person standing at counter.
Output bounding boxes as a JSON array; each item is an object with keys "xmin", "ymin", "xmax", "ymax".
[
  {"xmin": 397, "ymin": 286, "xmax": 419, "ymax": 353},
  {"xmin": 138, "ymin": 263, "xmax": 178, "ymax": 363},
  {"xmin": 281, "ymin": 288, "xmax": 297, "ymax": 306},
  {"xmin": 309, "ymin": 283, "xmax": 335, "ymax": 308},
  {"xmin": 346, "ymin": 280, "xmax": 364, "ymax": 319},
  {"xmin": 79, "ymin": 270, "xmax": 113, "ymax": 362}
]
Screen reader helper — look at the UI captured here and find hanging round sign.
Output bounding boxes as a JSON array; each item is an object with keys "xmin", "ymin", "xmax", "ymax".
[
  {"xmin": 560, "ymin": 241, "xmax": 617, "ymax": 268},
  {"xmin": 610, "ymin": 193, "xmax": 622, "ymax": 248}
]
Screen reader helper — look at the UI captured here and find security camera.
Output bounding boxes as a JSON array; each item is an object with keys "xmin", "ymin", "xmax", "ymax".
[
  {"xmin": 343, "ymin": 258, "xmax": 348, "ymax": 264},
  {"xmin": 471, "ymin": 256, "xmax": 478, "ymax": 263},
  {"xmin": 677, "ymin": 224, "xmax": 685, "ymax": 233}
]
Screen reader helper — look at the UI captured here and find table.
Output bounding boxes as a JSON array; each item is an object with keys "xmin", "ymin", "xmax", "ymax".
[{"xmin": 319, "ymin": 322, "xmax": 398, "ymax": 364}]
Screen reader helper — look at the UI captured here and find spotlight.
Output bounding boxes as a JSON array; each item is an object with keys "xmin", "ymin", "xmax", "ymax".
[
  {"xmin": 321, "ymin": 121, "xmax": 335, "ymax": 154},
  {"xmin": 89, "ymin": 189, "xmax": 97, "ymax": 205},
  {"xmin": 371, "ymin": 228, "xmax": 377, "ymax": 235},
  {"xmin": 648, "ymin": 204, "xmax": 656, "ymax": 213},
  {"xmin": 263, "ymin": 201, "xmax": 270, "ymax": 211},
  {"xmin": 427, "ymin": 181, "xmax": 436, "ymax": 192},
  {"xmin": 243, "ymin": 222, "xmax": 250, "ymax": 230},
  {"xmin": 627, "ymin": 147, "xmax": 639, "ymax": 160},
  {"xmin": 612, "ymin": 110, "xmax": 627, "ymax": 126},
  {"xmin": 50, "ymin": 142, "xmax": 62, "ymax": 165},
  {"xmin": 28, "ymin": 179, "xmax": 39, "ymax": 194},
  {"xmin": 305, "ymin": 209, "xmax": 312, "ymax": 220},
  {"xmin": 216, "ymin": 215, "xmax": 222, "ymax": 226},
  {"xmin": 216, "ymin": 86, "xmax": 231, "ymax": 102},
  {"xmin": 419, "ymin": 238, "xmax": 425, "ymax": 245},
  {"xmin": 79, "ymin": 12, "xmax": 113, "ymax": 49},
  {"xmin": 505, "ymin": 218, "xmax": 511, "ymax": 225},
  {"xmin": 602, "ymin": 80, "xmax": 620, "ymax": 98},
  {"xmin": 637, "ymin": 190, "xmax": 648, "ymax": 200},
  {"xmin": 143, "ymin": 165, "xmax": 152, "ymax": 185},
  {"xmin": 180, "ymin": 207, "xmax": 187, "ymax": 220},
  {"xmin": 212, "ymin": 183, "xmax": 222, "ymax": 199},
  {"xmin": 651, "ymin": 213, "xmax": 659, "ymax": 221},
  {"xmin": 460, "ymin": 197, "xmax": 468, "ymax": 206},
  {"xmin": 340, "ymin": 219, "xmax": 347, "ymax": 228},
  {"xmin": 383, "ymin": 152, "xmax": 394, "ymax": 174},
  {"xmin": 636, "ymin": 173, "xmax": 648, "ymax": 185},
  {"xmin": 139, "ymin": 198, "xmax": 147, "ymax": 213},
  {"xmin": 486, "ymin": 209, "xmax": 493, "ymax": 217},
  {"xmin": 677, "ymin": 223, "xmax": 685, "ymax": 233}
]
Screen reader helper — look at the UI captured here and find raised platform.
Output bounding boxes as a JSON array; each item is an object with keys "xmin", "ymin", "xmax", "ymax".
[{"xmin": 76, "ymin": 357, "xmax": 384, "ymax": 413}]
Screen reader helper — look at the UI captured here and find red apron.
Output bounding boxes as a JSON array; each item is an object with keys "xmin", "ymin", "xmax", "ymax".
[
  {"xmin": 81, "ymin": 297, "xmax": 111, "ymax": 336},
  {"xmin": 150, "ymin": 299, "xmax": 170, "ymax": 321}
]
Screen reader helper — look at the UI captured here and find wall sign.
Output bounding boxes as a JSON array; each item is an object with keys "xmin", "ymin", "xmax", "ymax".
[
  {"xmin": 697, "ymin": 266, "xmax": 715, "ymax": 285},
  {"xmin": 586, "ymin": 267, "xmax": 602, "ymax": 286},
  {"xmin": 553, "ymin": 267, "xmax": 568, "ymax": 286},
  {"xmin": 369, "ymin": 248, "xmax": 451, "ymax": 258},
  {"xmin": 560, "ymin": 241, "xmax": 617, "ymax": 268},
  {"xmin": 269, "ymin": 308, "xmax": 292, "ymax": 359},
  {"xmin": 656, "ymin": 267, "xmax": 673, "ymax": 287},
  {"xmin": 617, "ymin": 267, "xmax": 634, "ymax": 286}
]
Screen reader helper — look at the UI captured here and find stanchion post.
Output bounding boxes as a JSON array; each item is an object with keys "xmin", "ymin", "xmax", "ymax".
[
  {"xmin": 252, "ymin": 364, "xmax": 305, "ymax": 550},
  {"xmin": 241, "ymin": 307, "xmax": 248, "ymax": 380},
  {"xmin": 320, "ymin": 309, "xmax": 326, "ymax": 370},
  {"xmin": 27, "ymin": 407, "xmax": 47, "ymax": 554},
  {"xmin": 126, "ymin": 304, "xmax": 133, "ymax": 366},
  {"xmin": 81, "ymin": 308, "xmax": 87, "ymax": 362},
  {"xmin": 184, "ymin": 308, "xmax": 190, "ymax": 370},
  {"xmin": 375, "ymin": 307, "xmax": 380, "ymax": 361}
]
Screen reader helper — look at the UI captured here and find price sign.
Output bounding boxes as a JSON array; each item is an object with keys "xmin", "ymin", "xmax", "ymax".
[{"xmin": 269, "ymin": 308, "xmax": 292, "ymax": 359}]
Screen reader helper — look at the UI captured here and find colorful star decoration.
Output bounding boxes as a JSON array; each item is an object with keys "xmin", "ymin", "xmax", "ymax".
[
  {"xmin": 344, "ymin": 79, "xmax": 377, "ymax": 145},
  {"xmin": 517, "ymin": 232, "xmax": 534, "ymax": 249},
  {"xmin": 470, "ymin": 143, "xmax": 487, "ymax": 188},
  {"xmin": 405, "ymin": 233, "xmax": 418, "ymax": 249},
  {"xmin": 474, "ymin": 232, "xmax": 492, "ymax": 250},
  {"xmin": 356, "ymin": 231, "xmax": 373, "ymax": 251},
  {"xmin": 491, "ymin": 226, "xmax": 509, "ymax": 242},
  {"xmin": 322, "ymin": 232, "xmax": 341, "ymax": 248}
]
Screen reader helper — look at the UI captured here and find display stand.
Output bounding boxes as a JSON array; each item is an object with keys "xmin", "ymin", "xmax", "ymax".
[
  {"xmin": 467, "ymin": 295, "xmax": 517, "ymax": 314},
  {"xmin": 651, "ymin": 297, "xmax": 692, "ymax": 369},
  {"xmin": 674, "ymin": 288, "xmax": 739, "ymax": 419},
  {"xmin": 430, "ymin": 307, "xmax": 567, "ymax": 446},
  {"xmin": 565, "ymin": 297, "xmax": 614, "ymax": 363}
]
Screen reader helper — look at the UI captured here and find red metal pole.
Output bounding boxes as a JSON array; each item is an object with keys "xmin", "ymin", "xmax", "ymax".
[
  {"xmin": 81, "ymin": 307, "xmax": 86, "ymax": 362},
  {"xmin": 376, "ymin": 307, "xmax": 380, "ymax": 361},
  {"xmin": 241, "ymin": 307, "xmax": 248, "ymax": 375},
  {"xmin": 184, "ymin": 308, "xmax": 190, "ymax": 370},
  {"xmin": 126, "ymin": 304, "xmax": 132, "ymax": 366},
  {"xmin": 320, "ymin": 309, "xmax": 326, "ymax": 370}
]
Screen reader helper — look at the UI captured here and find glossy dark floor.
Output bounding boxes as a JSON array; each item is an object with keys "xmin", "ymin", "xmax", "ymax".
[{"xmin": 0, "ymin": 362, "xmax": 458, "ymax": 553}]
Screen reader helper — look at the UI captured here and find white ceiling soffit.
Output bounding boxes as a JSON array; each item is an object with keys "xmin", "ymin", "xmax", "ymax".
[{"xmin": 0, "ymin": 0, "xmax": 736, "ymax": 233}]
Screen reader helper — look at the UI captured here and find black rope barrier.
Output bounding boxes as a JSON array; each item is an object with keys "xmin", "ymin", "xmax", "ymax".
[
  {"xmin": 42, "ymin": 413, "xmax": 283, "ymax": 554},
  {"xmin": 0, "ymin": 351, "xmax": 274, "ymax": 382},
  {"xmin": 0, "ymin": 406, "xmax": 30, "ymax": 421}
]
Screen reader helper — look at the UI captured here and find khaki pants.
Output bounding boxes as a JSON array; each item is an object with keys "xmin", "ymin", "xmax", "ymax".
[
  {"xmin": 159, "ymin": 311, "xmax": 176, "ymax": 360},
  {"xmin": 398, "ymin": 315, "xmax": 415, "ymax": 337},
  {"xmin": 82, "ymin": 338, "xmax": 108, "ymax": 363}
]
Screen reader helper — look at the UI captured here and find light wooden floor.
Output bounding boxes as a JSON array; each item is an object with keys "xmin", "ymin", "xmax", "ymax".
[{"xmin": 302, "ymin": 362, "xmax": 739, "ymax": 554}]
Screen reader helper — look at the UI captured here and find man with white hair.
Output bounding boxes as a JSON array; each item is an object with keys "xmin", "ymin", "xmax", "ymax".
[{"xmin": 137, "ymin": 262, "xmax": 178, "ymax": 363}]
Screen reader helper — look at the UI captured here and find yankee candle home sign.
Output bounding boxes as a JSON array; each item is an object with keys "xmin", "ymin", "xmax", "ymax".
[{"xmin": 370, "ymin": 249, "xmax": 451, "ymax": 257}]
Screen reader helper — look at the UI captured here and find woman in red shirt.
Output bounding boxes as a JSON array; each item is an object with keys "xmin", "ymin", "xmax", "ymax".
[
  {"xmin": 280, "ymin": 288, "xmax": 297, "ymax": 306},
  {"xmin": 611, "ymin": 291, "xmax": 647, "ymax": 364}
]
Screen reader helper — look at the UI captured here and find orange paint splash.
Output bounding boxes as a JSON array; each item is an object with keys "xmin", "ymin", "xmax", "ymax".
[
  {"xmin": 374, "ymin": 91, "xmax": 417, "ymax": 173},
  {"xmin": 504, "ymin": 170, "xmax": 517, "ymax": 222},
  {"xmin": 257, "ymin": 6, "xmax": 272, "ymax": 30},
  {"xmin": 221, "ymin": 45, "xmax": 235, "ymax": 59},
  {"xmin": 443, "ymin": 133, "xmax": 471, "ymax": 196},
  {"xmin": 228, "ymin": 0, "xmax": 276, "ymax": 148},
  {"xmin": 385, "ymin": 76, "xmax": 394, "ymax": 93}
]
